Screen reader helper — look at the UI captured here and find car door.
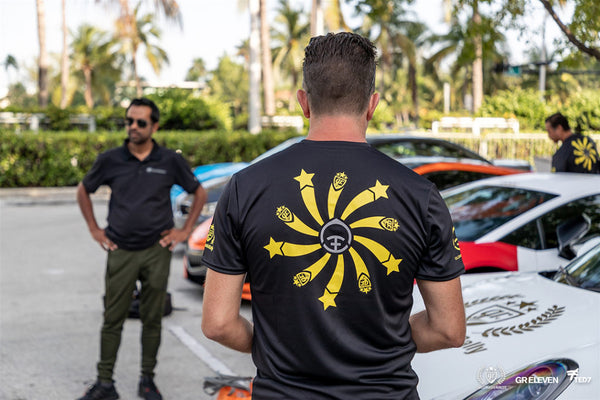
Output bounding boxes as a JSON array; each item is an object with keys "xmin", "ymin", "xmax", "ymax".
[{"xmin": 500, "ymin": 194, "xmax": 600, "ymax": 272}]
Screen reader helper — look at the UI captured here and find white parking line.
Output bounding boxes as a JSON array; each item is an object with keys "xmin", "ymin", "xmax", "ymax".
[{"xmin": 167, "ymin": 324, "xmax": 235, "ymax": 376}]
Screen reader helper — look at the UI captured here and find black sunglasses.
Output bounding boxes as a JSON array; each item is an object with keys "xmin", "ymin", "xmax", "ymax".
[{"xmin": 125, "ymin": 117, "xmax": 150, "ymax": 128}]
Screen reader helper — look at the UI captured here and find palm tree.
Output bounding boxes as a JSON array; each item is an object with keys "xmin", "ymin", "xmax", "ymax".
[
  {"xmin": 425, "ymin": 13, "xmax": 507, "ymax": 112},
  {"xmin": 260, "ymin": 0, "xmax": 276, "ymax": 116},
  {"xmin": 71, "ymin": 24, "xmax": 121, "ymax": 107},
  {"xmin": 60, "ymin": 0, "xmax": 69, "ymax": 109},
  {"xmin": 115, "ymin": 3, "xmax": 169, "ymax": 97},
  {"xmin": 271, "ymin": 0, "xmax": 310, "ymax": 111},
  {"xmin": 186, "ymin": 57, "xmax": 207, "ymax": 82},
  {"xmin": 311, "ymin": 0, "xmax": 324, "ymax": 36},
  {"xmin": 3, "ymin": 55, "xmax": 18, "ymax": 78},
  {"xmin": 248, "ymin": 0, "xmax": 261, "ymax": 133},
  {"xmin": 36, "ymin": 0, "xmax": 49, "ymax": 107},
  {"xmin": 324, "ymin": 0, "xmax": 350, "ymax": 32},
  {"xmin": 97, "ymin": 0, "xmax": 181, "ymax": 96}
]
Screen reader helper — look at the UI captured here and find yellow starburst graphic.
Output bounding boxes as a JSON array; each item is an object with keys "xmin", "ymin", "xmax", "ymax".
[
  {"xmin": 572, "ymin": 137, "xmax": 598, "ymax": 171},
  {"xmin": 264, "ymin": 170, "xmax": 402, "ymax": 310}
]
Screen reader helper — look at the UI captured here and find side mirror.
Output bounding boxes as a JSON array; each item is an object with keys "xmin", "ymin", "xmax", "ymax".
[{"xmin": 556, "ymin": 214, "xmax": 591, "ymax": 260}]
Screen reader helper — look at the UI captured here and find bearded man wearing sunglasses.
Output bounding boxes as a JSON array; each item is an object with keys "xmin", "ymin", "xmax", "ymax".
[{"xmin": 76, "ymin": 98, "xmax": 207, "ymax": 400}]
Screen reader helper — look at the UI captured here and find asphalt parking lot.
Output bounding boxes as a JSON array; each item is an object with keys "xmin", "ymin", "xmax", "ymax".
[{"xmin": 0, "ymin": 188, "xmax": 254, "ymax": 400}]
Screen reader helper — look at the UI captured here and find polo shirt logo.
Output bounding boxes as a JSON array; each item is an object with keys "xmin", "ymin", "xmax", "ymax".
[{"xmin": 146, "ymin": 167, "xmax": 167, "ymax": 175}]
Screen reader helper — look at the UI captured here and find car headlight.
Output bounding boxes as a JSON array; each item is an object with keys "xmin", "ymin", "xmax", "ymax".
[{"xmin": 464, "ymin": 359, "xmax": 578, "ymax": 400}]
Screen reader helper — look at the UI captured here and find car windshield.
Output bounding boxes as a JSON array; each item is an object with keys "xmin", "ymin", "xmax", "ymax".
[
  {"xmin": 444, "ymin": 185, "xmax": 557, "ymax": 241},
  {"xmin": 553, "ymin": 243, "xmax": 600, "ymax": 292}
]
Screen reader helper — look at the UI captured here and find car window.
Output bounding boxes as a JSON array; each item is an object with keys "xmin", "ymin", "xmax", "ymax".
[
  {"xmin": 444, "ymin": 186, "xmax": 557, "ymax": 241},
  {"xmin": 538, "ymin": 194, "xmax": 600, "ymax": 248},
  {"xmin": 423, "ymin": 170, "xmax": 500, "ymax": 191},
  {"xmin": 554, "ymin": 244, "xmax": 600, "ymax": 292},
  {"xmin": 501, "ymin": 194, "xmax": 600, "ymax": 250},
  {"xmin": 373, "ymin": 140, "xmax": 477, "ymax": 159},
  {"xmin": 500, "ymin": 220, "xmax": 543, "ymax": 249}
]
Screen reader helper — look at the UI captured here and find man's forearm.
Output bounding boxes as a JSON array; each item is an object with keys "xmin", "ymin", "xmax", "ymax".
[{"xmin": 182, "ymin": 185, "xmax": 207, "ymax": 234}]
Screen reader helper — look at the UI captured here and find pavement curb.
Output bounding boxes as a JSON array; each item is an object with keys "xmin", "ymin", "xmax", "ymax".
[{"xmin": 0, "ymin": 186, "xmax": 110, "ymax": 205}]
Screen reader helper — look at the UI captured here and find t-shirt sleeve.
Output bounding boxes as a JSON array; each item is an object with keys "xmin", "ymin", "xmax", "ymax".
[
  {"xmin": 81, "ymin": 154, "xmax": 106, "ymax": 193},
  {"xmin": 173, "ymin": 153, "xmax": 200, "ymax": 194},
  {"xmin": 416, "ymin": 186, "xmax": 465, "ymax": 281},
  {"xmin": 201, "ymin": 175, "xmax": 247, "ymax": 275}
]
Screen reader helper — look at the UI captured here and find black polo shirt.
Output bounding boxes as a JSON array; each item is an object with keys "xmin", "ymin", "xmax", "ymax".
[
  {"xmin": 82, "ymin": 139, "xmax": 199, "ymax": 250},
  {"xmin": 203, "ymin": 140, "xmax": 464, "ymax": 399},
  {"xmin": 552, "ymin": 133, "xmax": 600, "ymax": 173}
]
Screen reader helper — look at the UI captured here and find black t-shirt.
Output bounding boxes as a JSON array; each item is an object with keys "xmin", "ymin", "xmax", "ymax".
[
  {"xmin": 552, "ymin": 134, "xmax": 600, "ymax": 173},
  {"xmin": 82, "ymin": 139, "xmax": 199, "ymax": 250},
  {"xmin": 203, "ymin": 140, "xmax": 464, "ymax": 399}
]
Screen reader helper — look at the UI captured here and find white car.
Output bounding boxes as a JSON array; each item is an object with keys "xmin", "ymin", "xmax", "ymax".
[
  {"xmin": 443, "ymin": 172, "xmax": 600, "ymax": 273},
  {"xmin": 412, "ymin": 241, "xmax": 600, "ymax": 399}
]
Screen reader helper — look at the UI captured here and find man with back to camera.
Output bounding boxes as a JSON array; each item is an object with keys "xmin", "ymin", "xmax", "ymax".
[
  {"xmin": 545, "ymin": 112, "xmax": 599, "ymax": 173},
  {"xmin": 200, "ymin": 32, "xmax": 466, "ymax": 399},
  {"xmin": 76, "ymin": 97, "xmax": 207, "ymax": 400}
]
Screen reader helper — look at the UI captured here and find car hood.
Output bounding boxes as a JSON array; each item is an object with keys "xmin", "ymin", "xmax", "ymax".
[
  {"xmin": 170, "ymin": 162, "xmax": 247, "ymax": 205},
  {"xmin": 411, "ymin": 272, "xmax": 600, "ymax": 399}
]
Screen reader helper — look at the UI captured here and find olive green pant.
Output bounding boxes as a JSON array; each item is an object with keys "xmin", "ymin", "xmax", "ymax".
[{"xmin": 97, "ymin": 242, "xmax": 171, "ymax": 383}]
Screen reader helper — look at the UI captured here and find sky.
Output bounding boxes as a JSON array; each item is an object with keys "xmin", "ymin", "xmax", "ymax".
[{"xmin": 0, "ymin": 0, "xmax": 563, "ymax": 98}]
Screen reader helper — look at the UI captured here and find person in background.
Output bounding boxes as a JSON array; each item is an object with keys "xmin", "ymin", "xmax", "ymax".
[
  {"xmin": 545, "ymin": 112, "xmax": 599, "ymax": 173},
  {"xmin": 201, "ymin": 32, "xmax": 465, "ymax": 399},
  {"xmin": 76, "ymin": 97, "xmax": 206, "ymax": 400}
]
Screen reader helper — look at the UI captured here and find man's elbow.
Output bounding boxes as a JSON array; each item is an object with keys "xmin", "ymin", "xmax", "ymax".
[
  {"xmin": 201, "ymin": 318, "xmax": 229, "ymax": 343},
  {"xmin": 441, "ymin": 322, "xmax": 466, "ymax": 348},
  {"xmin": 446, "ymin": 327, "xmax": 466, "ymax": 348}
]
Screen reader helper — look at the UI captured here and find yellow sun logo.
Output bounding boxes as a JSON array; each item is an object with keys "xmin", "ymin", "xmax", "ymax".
[
  {"xmin": 264, "ymin": 169, "xmax": 402, "ymax": 310},
  {"xmin": 572, "ymin": 137, "xmax": 598, "ymax": 171}
]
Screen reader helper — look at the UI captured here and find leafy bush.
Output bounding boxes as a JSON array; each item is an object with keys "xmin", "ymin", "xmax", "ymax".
[
  {"xmin": 0, "ymin": 129, "xmax": 300, "ymax": 187},
  {"xmin": 146, "ymin": 89, "xmax": 233, "ymax": 131}
]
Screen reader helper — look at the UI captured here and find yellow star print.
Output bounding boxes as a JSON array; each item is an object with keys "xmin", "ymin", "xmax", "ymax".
[
  {"xmin": 383, "ymin": 255, "xmax": 402, "ymax": 275},
  {"xmin": 264, "ymin": 237, "xmax": 283, "ymax": 258},
  {"xmin": 294, "ymin": 169, "xmax": 315, "ymax": 189},
  {"xmin": 370, "ymin": 180, "xmax": 389, "ymax": 200},
  {"xmin": 319, "ymin": 289, "xmax": 338, "ymax": 310}
]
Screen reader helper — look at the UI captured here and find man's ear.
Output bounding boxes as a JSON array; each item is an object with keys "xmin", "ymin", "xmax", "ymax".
[
  {"xmin": 297, "ymin": 89, "xmax": 310, "ymax": 118},
  {"xmin": 366, "ymin": 93, "xmax": 380, "ymax": 122}
]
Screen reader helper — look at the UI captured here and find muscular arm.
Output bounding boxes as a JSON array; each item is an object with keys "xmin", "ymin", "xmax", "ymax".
[
  {"xmin": 160, "ymin": 184, "xmax": 207, "ymax": 250},
  {"xmin": 201, "ymin": 269, "xmax": 253, "ymax": 353},
  {"xmin": 76, "ymin": 182, "xmax": 116, "ymax": 251},
  {"xmin": 409, "ymin": 277, "xmax": 466, "ymax": 353}
]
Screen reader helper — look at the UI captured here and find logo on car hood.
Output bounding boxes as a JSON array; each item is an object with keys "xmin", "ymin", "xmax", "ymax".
[{"xmin": 461, "ymin": 294, "xmax": 565, "ymax": 355}]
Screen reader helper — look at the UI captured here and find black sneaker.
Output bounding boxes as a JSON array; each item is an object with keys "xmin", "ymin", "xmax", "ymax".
[
  {"xmin": 138, "ymin": 375, "xmax": 163, "ymax": 400},
  {"xmin": 77, "ymin": 380, "xmax": 119, "ymax": 400}
]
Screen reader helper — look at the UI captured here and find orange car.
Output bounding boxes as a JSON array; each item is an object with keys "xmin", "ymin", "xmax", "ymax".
[{"xmin": 184, "ymin": 160, "xmax": 526, "ymax": 300}]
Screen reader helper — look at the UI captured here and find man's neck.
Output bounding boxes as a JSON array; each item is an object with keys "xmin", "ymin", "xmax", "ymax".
[
  {"xmin": 128, "ymin": 139, "xmax": 154, "ymax": 161},
  {"xmin": 305, "ymin": 115, "xmax": 368, "ymax": 142}
]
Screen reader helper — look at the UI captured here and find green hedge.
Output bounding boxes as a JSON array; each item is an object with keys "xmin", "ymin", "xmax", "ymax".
[{"xmin": 0, "ymin": 129, "xmax": 300, "ymax": 188}]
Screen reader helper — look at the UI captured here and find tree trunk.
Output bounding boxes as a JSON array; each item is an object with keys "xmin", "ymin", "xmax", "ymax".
[
  {"xmin": 472, "ymin": 1, "xmax": 483, "ymax": 113},
  {"xmin": 60, "ymin": 0, "xmax": 69, "ymax": 109},
  {"xmin": 36, "ymin": 0, "xmax": 49, "ymax": 107},
  {"xmin": 248, "ymin": 0, "xmax": 262, "ymax": 134},
  {"xmin": 409, "ymin": 62, "xmax": 419, "ymax": 125},
  {"xmin": 260, "ymin": 0, "xmax": 275, "ymax": 116},
  {"xmin": 311, "ymin": 0, "xmax": 324, "ymax": 36},
  {"xmin": 132, "ymin": 48, "xmax": 142, "ymax": 97},
  {"xmin": 83, "ymin": 67, "xmax": 94, "ymax": 108}
]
